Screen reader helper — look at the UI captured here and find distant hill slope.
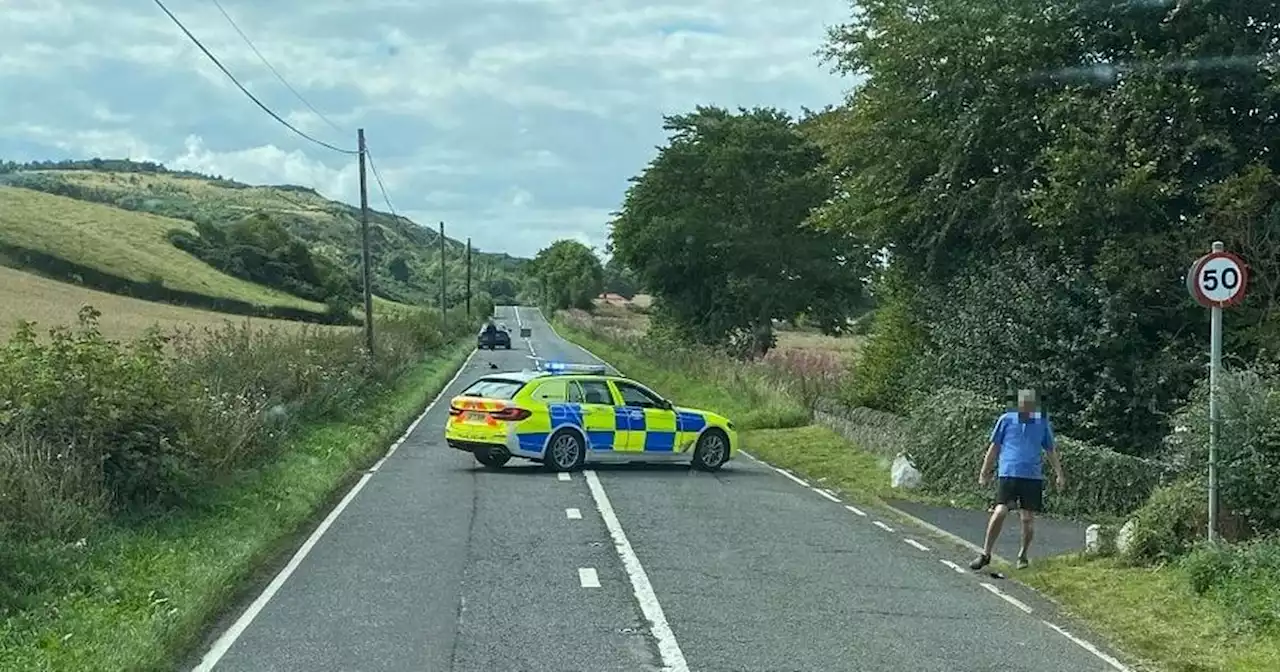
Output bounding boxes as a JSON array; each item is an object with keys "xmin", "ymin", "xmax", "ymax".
[
  {"xmin": 0, "ymin": 159, "xmax": 536, "ymax": 311},
  {"xmin": 0, "ymin": 185, "xmax": 337, "ymax": 322}
]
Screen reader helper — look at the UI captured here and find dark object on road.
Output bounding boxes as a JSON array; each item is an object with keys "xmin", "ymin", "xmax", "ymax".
[
  {"xmin": 477, "ymin": 322, "xmax": 511, "ymax": 350},
  {"xmin": 520, "ymin": 327, "xmax": 531, "ymax": 338}
]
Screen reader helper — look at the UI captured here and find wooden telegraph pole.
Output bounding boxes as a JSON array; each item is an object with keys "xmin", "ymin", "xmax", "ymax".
[
  {"xmin": 356, "ymin": 129, "xmax": 374, "ymax": 354},
  {"xmin": 465, "ymin": 237, "xmax": 472, "ymax": 319},
  {"xmin": 439, "ymin": 221, "xmax": 447, "ymax": 331}
]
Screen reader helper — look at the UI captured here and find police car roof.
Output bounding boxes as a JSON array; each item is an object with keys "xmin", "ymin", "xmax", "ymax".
[{"xmin": 480, "ymin": 368, "xmax": 611, "ymax": 382}]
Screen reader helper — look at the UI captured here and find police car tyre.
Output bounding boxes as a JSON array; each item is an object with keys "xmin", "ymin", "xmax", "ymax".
[
  {"xmin": 475, "ymin": 447, "xmax": 510, "ymax": 468},
  {"xmin": 545, "ymin": 429, "xmax": 586, "ymax": 472},
  {"xmin": 692, "ymin": 429, "xmax": 729, "ymax": 471}
]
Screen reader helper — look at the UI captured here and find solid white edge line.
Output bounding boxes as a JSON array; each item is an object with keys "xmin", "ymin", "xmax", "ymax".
[
  {"xmin": 578, "ymin": 567, "xmax": 600, "ymax": 588},
  {"xmin": 872, "ymin": 521, "xmax": 895, "ymax": 532},
  {"xmin": 566, "ymin": 507, "xmax": 582, "ymax": 519},
  {"xmin": 904, "ymin": 538, "xmax": 930, "ymax": 552},
  {"xmin": 844, "ymin": 505, "xmax": 867, "ymax": 517},
  {"xmin": 584, "ymin": 470, "xmax": 689, "ymax": 672},
  {"xmin": 814, "ymin": 488, "xmax": 841, "ymax": 503},
  {"xmin": 940, "ymin": 559, "xmax": 966, "ymax": 573},
  {"xmin": 998, "ymin": 592, "xmax": 1033, "ymax": 614},
  {"xmin": 192, "ymin": 347, "xmax": 478, "ymax": 672},
  {"xmin": 558, "ymin": 472, "xmax": 571, "ymax": 481},
  {"xmin": 1042, "ymin": 620, "xmax": 1132, "ymax": 671}
]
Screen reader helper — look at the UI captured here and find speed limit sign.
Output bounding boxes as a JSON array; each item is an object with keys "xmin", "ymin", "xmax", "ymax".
[{"xmin": 1188, "ymin": 250, "xmax": 1248, "ymax": 308}]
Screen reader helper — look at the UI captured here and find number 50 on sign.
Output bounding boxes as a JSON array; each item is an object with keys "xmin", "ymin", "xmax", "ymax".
[{"xmin": 1186, "ymin": 250, "xmax": 1249, "ymax": 308}]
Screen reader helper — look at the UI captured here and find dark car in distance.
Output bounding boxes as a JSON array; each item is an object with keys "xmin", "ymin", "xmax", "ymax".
[{"xmin": 478, "ymin": 323, "xmax": 511, "ymax": 350}]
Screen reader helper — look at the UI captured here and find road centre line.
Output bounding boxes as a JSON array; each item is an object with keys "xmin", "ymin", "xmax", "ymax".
[
  {"xmin": 566, "ymin": 507, "xmax": 582, "ymax": 519},
  {"xmin": 542, "ymin": 308, "xmax": 1136, "ymax": 672},
  {"xmin": 584, "ymin": 470, "xmax": 689, "ymax": 672},
  {"xmin": 191, "ymin": 348, "xmax": 479, "ymax": 672},
  {"xmin": 872, "ymin": 520, "xmax": 895, "ymax": 532},
  {"xmin": 578, "ymin": 568, "xmax": 600, "ymax": 588},
  {"xmin": 558, "ymin": 472, "xmax": 571, "ymax": 482}
]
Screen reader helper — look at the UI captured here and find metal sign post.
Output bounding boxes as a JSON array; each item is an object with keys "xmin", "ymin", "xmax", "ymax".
[{"xmin": 1186, "ymin": 241, "xmax": 1249, "ymax": 543}]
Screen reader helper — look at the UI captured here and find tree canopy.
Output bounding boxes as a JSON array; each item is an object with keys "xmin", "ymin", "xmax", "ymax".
[
  {"xmin": 608, "ymin": 106, "xmax": 869, "ymax": 357},
  {"xmin": 531, "ymin": 239, "xmax": 604, "ymax": 311}
]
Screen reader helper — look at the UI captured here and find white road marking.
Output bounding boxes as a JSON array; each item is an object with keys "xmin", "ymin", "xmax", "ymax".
[
  {"xmin": 1042, "ymin": 620, "xmax": 1132, "ymax": 671},
  {"xmin": 814, "ymin": 488, "xmax": 841, "ymax": 503},
  {"xmin": 191, "ymin": 348, "xmax": 479, "ymax": 672},
  {"xmin": 774, "ymin": 467, "xmax": 810, "ymax": 487},
  {"xmin": 872, "ymin": 521, "xmax": 895, "ymax": 532},
  {"xmin": 558, "ymin": 472, "xmax": 571, "ymax": 482},
  {"xmin": 844, "ymin": 505, "xmax": 867, "ymax": 517},
  {"xmin": 584, "ymin": 470, "xmax": 689, "ymax": 672},
  {"xmin": 578, "ymin": 567, "xmax": 600, "ymax": 588},
  {"xmin": 980, "ymin": 583, "xmax": 1032, "ymax": 614},
  {"xmin": 566, "ymin": 507, "xmax": 582, "ymax": 519},
  {"xmin": 940, "ymin": 559, "xmax": 966, "ymax": 574},
  {"xmin": 904, "ymin": 538, "xmax": 931, "ymax": 552},
  {"xmin": 514, "ymin": 306, "xmax": 523, "ymax": 328}
]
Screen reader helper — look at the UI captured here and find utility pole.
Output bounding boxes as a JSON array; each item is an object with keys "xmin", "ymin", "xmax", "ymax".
[
  {"xmin": 439, "ymin": 221, "xmax": 447, "ymax": 331},
  {"xmin": 465, "ymin": 237, "xmax": 472, "ymax": 319},
  {"xmin": 356, "ymin": 129, "xmax": 374, "ymax": 355}
]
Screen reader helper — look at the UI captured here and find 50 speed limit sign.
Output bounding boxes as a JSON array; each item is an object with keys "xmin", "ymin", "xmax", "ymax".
[{"xmin": 1187, "ymin": 250, "xmax": 1249, "ymax": 308}]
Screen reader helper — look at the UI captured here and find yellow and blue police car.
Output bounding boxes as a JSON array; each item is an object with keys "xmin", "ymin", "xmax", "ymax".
[{"xmin": 445, "ymin": 360, "xmax": 737, "ymax": 471}]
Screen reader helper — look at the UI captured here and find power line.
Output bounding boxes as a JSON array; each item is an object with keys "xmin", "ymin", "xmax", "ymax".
[
  {"xmin": 364, "ymin": 149, "xmax": 400, "ymax": 220},
  {"xmin": 152, "ymin": 0, "xmax": 357, "ymax": 155},
  {"xmin": 207, "ymin": 0, "xmax": 345, "ymax": 137}
]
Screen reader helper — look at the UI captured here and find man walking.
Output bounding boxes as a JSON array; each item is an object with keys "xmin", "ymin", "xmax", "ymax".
[{"xmin": 969, "ymin": 389, "xmax": 1065, "ymax": 571}]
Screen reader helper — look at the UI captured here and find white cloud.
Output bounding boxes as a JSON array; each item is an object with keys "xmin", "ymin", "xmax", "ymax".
[{"xmin": 0, "ymin": 0, "xmax": 852, "ymax": 258}]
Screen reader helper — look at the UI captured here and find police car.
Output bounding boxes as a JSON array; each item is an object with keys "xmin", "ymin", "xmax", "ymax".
[{"xmin": 445, "ymin": 360, "xmax": 737, "ymax": 471}]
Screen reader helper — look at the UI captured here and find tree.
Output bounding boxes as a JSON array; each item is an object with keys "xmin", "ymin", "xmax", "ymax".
[
  {"xmin": 609, "ymin": 106, "xmax": 869, "ymax": 357},
  {"xmin": 531, "ymin": 239, "xmax": 604, "ymax": 311}
]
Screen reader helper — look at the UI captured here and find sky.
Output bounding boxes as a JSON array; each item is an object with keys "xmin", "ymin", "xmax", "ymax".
[{"xmin": 1, "ymin": 0, "xmax": 855, "ymax": 259}]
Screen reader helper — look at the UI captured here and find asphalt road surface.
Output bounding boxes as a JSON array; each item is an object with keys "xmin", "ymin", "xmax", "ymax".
[{"xmin": 190, "ymin": 306, "xmax": 1133, "ymax": 672}]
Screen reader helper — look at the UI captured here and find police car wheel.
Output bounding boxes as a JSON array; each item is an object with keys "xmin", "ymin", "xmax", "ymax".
[
  {"xmin": 475, "ymin": 447, "xmax": 510, "ymax": 468},
  {"xmin": 692, "ymin": 430, "xmax": 729, "ymax": 471},
  {"xmin": 546, "ymin": 429, "xmax": 585, "ymax": 471}
]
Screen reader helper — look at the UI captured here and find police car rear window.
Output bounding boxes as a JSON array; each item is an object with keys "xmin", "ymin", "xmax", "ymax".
[{"xmin": 460, "ymin": 378, "xmax": 525, "ymax": 400}]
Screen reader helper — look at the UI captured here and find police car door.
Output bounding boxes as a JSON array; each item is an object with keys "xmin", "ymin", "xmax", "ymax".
[
  {"xmin": 567, "ymin": 379, "xmax": 618, "ymax": 452},
  {"xmin": 612, "ymin": 380, "xmax": 678, "ymax": 453}
]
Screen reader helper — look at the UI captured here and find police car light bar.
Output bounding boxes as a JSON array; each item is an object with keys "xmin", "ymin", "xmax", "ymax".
[{"xmin": 529, "ymin": 357, "xmax": 607, "ymax": 375}]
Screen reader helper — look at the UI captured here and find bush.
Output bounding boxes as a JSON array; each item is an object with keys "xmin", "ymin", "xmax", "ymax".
[
  {"xmin": 1123, "ymin": 480, "xmax": 1211, "ymax": 564},
  {"xmin": 1181, "ymin": 536, "xmax": 1280, "ymax": 635},
  {"xmin": 906, "ymin": 386, "xmax": 1173, "ymax": 518},
  {"xmin": 837, "ymin": 295, "xmax": 923, "ymax": 414},
  {"xmin": 1163, "ymin": 366, "xmax": 1280, "ymax": 537}
]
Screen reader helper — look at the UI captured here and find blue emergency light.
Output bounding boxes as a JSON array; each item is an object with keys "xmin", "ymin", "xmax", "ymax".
[{"xmin": 530, "ymin": 358, "xmax": 607, "ymax": 375}]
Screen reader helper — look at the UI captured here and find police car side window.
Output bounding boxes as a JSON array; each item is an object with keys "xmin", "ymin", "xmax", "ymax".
[
  {"xmin": 616, "ymin": 382, "xmax": 661, "ymax": 408},
  {"xmin": 531, "ymin": 380, "xmax": 568, "ymax": 402},
  {"xmin": 577, "ymin": 380, "xmax": 614, "ymax": 405}
]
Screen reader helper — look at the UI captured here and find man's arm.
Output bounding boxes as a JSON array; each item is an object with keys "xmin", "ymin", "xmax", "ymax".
[
  {"xmin": 980, "ymin": 416, "xmax": 1005, "ymax": 482},
  {"xmin": 1043, "ymin": 418, "xmax": 1065, "ymax": 485}
]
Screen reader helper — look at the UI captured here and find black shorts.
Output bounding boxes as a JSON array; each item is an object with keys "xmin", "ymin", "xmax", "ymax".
[{"xmin": 995, "ymin": 477, "xmax": 1043, "ymax": 512}]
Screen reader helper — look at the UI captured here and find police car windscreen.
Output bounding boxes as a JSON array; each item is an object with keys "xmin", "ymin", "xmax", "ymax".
[{"xmin": 459, "ymin": 378, "xmax": 524, "ymax": 400}]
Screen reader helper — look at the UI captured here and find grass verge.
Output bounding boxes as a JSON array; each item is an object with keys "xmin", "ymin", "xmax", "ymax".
[
  {"xmin": 554, "ymin": 318, "xmax": 1280, "ymax": 672},
  {"xmin": 0, "ymin": 341, "xmax": 471, "ymax": 672}
]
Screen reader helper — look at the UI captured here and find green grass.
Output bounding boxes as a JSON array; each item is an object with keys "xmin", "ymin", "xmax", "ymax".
[
  {"xmin": 0, "ymin": 186, "xmax": 324, "ymax": 313},
  {"xmin": 0, "ymin": 340, "xmax": 472, "ymax": 672},
  {"xmin": 554, "ymin": 319, "xmax": 1280, "ymax": 672}
]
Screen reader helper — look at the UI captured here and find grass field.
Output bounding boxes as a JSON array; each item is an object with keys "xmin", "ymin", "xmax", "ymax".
[
  {"xmin": 0, "ymin": 265, "xmax": 346, "ymax": 341},
  {"xmin": 0, "ymin": 185, "xmax": 325, "ymax": 313}
]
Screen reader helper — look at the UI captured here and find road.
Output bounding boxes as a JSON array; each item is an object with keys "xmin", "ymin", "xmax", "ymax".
[{"xmin": 190, "ymin": 306, "xmax": 1131, "ymax": 672}]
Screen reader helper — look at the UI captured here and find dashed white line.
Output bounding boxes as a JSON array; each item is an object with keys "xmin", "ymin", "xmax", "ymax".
[
  {"xmin": 1041, "ymin": 621, "xmax": 1132, "ymax": 671},
  {"xmin": 872, "ymin": 521, "xmax": 895, "ymax": 532},
  {"xmin": 774, "ymin": 467, "xmax": 810, "ymax": 487},
  {"xmin": 980, "ymin": 583, "xmax": 1032, "ymax": 614},
  {"xmin": 940, "ymin": 559, "xmax": 966, "ymax": 574},
  {"xmin": 844, "ymin": 505, "xmax": 866, "ymax": 517},
  {"xmin": 192, "ymin": 348, "xmax": 479, "ymax": 672},
  {"xmin": 558, "ymin": 472, "xmax": 571, "ymax": 482},
  {"xmin": 904, "ymin": 538, "xmax": 930, "ymax": 552},
  {"xmin": 584, "ymin": 470, "xmax": 689, "ymax": 672},
  {"xmin": 578, "ymin": 568, "xmax": 600, "ymax": 588},
  {"xmin": 566, "ymin": 507, "xmax": 582, "ymax": 520},
  {"xmin": 814, "ymin": 488, "xmax": 841, "ymax": 503}
]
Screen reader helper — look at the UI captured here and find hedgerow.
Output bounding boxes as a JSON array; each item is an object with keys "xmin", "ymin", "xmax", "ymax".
[{"xmin": 0, "ymin": 303, "xmax": 473, "ymax": 612}]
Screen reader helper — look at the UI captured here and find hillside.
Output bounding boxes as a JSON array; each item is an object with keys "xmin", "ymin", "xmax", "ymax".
[{"xmin": 0, "ymin": 159, "xmax": 536, "ymax": 312}]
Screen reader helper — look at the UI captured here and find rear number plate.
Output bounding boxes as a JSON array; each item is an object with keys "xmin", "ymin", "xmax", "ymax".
[{"xmin": 464, "ymin": 412, "xmax": 486, "ymax": 422}]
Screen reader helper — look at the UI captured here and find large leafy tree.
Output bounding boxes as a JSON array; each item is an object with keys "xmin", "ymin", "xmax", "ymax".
[
  {"xmin": 531, "ymin": 239, "xmax": 604, "ymax": 311},
  {"xmin": 609, "ymin": 106, "xmax": 868, "ymax": 357}
]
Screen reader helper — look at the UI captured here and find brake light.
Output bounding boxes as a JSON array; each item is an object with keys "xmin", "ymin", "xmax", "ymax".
[{"xmin": 490, "ymin": 407, "xmax": 532, "ymax": 421}]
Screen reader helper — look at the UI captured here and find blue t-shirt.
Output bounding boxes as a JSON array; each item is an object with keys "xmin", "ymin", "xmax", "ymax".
[{"xmin": 990, "ymin": 411, "xmax": 1055, "ymax": 480}]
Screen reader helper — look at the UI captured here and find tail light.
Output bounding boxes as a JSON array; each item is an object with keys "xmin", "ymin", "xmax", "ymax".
[
  {"xmin": 490, "ymin": 407, "xmax": 532, "ymax": 421},
  {"xmin": 448, "ymin": 404, "xmax": 464, "ymax": 416}
]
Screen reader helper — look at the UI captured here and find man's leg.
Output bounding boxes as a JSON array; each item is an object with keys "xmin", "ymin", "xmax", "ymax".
[
  {"xmin": 1016, "ymin": 478, "xmax": 1043, "ymax": 568},
  {"xmin": 970, "ymin": 479, "xmax": 1013, "ymax": 570}
]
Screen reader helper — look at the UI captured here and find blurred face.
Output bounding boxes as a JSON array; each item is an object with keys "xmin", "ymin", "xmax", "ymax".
[{"xmin": 1018, "ymin": 393, "xmax": 1036, "ymax": 415}]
